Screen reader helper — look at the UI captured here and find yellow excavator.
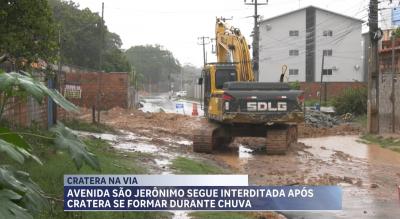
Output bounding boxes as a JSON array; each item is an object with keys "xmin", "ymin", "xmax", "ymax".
[{"xmin": 194, "ymin": 18, "xmax": 304, "ymax": 154}]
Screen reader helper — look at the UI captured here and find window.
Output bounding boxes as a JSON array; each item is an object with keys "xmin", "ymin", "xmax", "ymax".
[
  {"xmin": 289, "ymin": 69, "xmax": 299, "ymax": 75},
  {"xmin": 289, "ymin": 50, "xmax": 299, "ymax": 56},
  {"xmin": 323, "ymin": 30, "xmax": 333, "ymax": 36},
  {"xmin": 322, "ymin": 69, "xmax": 333, "ymax": 75},
  {"xmin": 289, "ymin": 30, "xmax": 299, "ymax": 36},
  {"xmin": 323, "ymin": 49, "xmax": 332, "ymax": 56},
  {"xmin": 215, "ymin": 69, "xmax": 236, "ymax": 89}
]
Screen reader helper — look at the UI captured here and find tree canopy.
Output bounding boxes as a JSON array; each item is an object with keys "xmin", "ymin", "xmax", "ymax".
[
  {"xmin": 125, "ymin": 45, "xmax": 181, "ymax": 83},
  {"xmin": 0, "ymin": 0, "xmax": 57, "ymax": 64},
  {"xmin": 48, "ymin": 0, "xmax": 130, "ymax": 72}
]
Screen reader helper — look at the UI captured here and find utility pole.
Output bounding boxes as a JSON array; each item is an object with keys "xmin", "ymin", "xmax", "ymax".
[
  {"xmin": 319, "ymin": 52, "xmax": 325, "ymax": 108},
  {"xmin": 367, "ymin": 0, "xmax": 380, "ymax": 134},
  {"xmin": 197, "ymin": 36, "xmax": 210, "ymax": 110},
  {"xmin": 96, "ymin": 2, "xmax": 104, "ymax": 123},
  {"xmin": 180, "ymin": 67, "xmax": 183, "ymax": 91},
  {"xmin": 391, "ymin": 33, "xmax": 396, "ymax": 133},
  {"xmin": 245, "ymin": 0, "xmax": 268, "ymax": 81},
  {"xmin": 54, "ymin": 29, "xmax": 62, "ymax": 124},
  {"xmin": 198, "ymin": 36, "xmax": 210, "ymax": 66}
]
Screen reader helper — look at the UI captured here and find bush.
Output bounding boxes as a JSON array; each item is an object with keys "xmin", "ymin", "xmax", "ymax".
[
  {"xmin": 333, "ymin": 87, "xmax": 367, "ymax": 116},
  {"xmin": 289, "ymin": 81, "xmax": 301, "ymax": 90}
]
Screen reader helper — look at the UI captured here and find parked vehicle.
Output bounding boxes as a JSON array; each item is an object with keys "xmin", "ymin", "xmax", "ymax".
[{"xmin": 175, "ymin": 90, "xmax": 187, "ymax": 98}]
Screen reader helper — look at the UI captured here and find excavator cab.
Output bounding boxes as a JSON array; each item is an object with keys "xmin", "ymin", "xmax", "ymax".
[{"xmin": 201, "ymin": 63, "xmax": 237, "ymax": 117}]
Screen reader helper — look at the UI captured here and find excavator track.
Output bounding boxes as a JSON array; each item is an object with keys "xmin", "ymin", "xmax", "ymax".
[
  {"xmin": 193, "ymin": 123, "xmax": 220, "ymax": 153},
  {"xmin": 265, "ymin": 125, "xmax": 297, "ymax": 155}
]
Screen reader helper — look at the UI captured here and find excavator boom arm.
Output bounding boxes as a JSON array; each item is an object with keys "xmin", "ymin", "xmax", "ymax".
[{"xmin": 215, "ymin": 18, "xmax": 254, "ymax": 81}]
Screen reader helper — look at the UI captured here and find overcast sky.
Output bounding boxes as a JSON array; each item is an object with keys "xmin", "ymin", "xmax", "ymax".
[{"xmin": 73, "ymin": 0, "xmax": 384, "ymax": 67}]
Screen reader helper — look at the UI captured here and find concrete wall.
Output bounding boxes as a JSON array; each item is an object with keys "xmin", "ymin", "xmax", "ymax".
[
  {"xmin": 379, "ymin": 73, "xmax": 400, "ymax": 134},
  {"xmin": 259, "ymin": 10, "xmax": 306, "ymax": 82},
  {"xmin": 184, "ymin": 80, "xmax": 202, "ymax": 100},
  {"xmin": 315, "ymin": 10, "xmax": 364, "ymax": 82}
]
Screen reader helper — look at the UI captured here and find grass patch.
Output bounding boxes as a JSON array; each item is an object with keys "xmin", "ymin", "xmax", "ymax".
[
  {"xmin": 360, "ymin": 134, "xmax": 400, "ymax": 153},
  {"xmin": 171, "ymin": 157, "xmax": 225, "ymax": 174},
  {"xmin": 63, "ymin": 119, "xmax": 118, "ymax": 134},
  {"xmin": 190, "ymin": 212, "xmax": 255, "ymax": 219},
  {"xmin": 0, "ymin": 126, "xmax": 170, "ymax": 219}
]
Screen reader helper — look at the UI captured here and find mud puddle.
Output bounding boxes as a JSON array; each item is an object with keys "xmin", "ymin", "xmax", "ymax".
[
  {"xmin": 211, "ymin": 135, "xmax": 400, "ymax": 218},
  {"xmin": 114, "ymin": 142, "xmax": 160, "ymax": 153},
  {"xmin": 299, "ymin": 136, "xmax": 400, "ymax": 214},
  {"xmin": 299, "ymin": 135, "xmax": 400, "ymax": 166},
  {"xmin": 171, "ymin": 211, "xmax": 190, "ymax": 219},
  {"xmin": 74, "ymin": 129, "xmax": 192, "ymax": 173},
  {"xmin": 73, "ymin": 130, "xmax": 119, "ymax": 142},
  {"xmin": 213, "ymin": 145, "xmax": 254, "ymax": 170}
]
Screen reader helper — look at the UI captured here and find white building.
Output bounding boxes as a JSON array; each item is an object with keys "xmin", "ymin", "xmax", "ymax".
[{"xmin": 259, "ymin": 6, "xmax": 364, "ymax": 83}]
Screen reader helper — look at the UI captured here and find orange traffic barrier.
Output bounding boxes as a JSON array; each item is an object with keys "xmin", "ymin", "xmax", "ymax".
[{"xmin": 192, "ymin": 103, "xmax": 198, "ymax": 116}]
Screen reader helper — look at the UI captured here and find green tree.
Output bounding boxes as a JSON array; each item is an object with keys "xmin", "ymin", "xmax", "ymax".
[
  {"xmin": 102, "ymin": 32, "xmax": 131, "ymax": 72},
  {"xmin": 0, "ymin": 0, "xmax": 57, "ymax": 65},
  {"xmin": 48, "ymin": 0, "xmax": 130, "ymax": 72},
  {"xmin": 394, "ymin": 27, "xmax": 400, "ymax": 38},
  {"xmin": 125, "ymin": 45, "xmax": 181, "ymax": 84}
]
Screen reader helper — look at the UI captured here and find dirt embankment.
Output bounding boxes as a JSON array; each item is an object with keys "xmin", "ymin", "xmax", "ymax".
[
  {"xmin": 78, "ymin": 107, "xmax": 205, "ymax": 138},
  {"xmin": 77, "ymin": 107, "xmax": 361, "ymax": 140}
]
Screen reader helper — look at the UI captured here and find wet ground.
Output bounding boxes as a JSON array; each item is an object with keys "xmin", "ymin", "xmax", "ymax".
[
  {"xmin": 216, "ymin": 136, "xmax": 400, "ymax": 218},
  {"xmin": 139, "ymin": 93, "xmax": 204, "ymax": 116},
  {"xmin": 75, "ymin": 94, "xmax": 400, "ymax": 219}
]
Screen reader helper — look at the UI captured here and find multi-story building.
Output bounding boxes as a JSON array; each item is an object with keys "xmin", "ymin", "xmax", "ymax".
[{"xmin": 259, "ymin": 6, "xmax": 364, "ymax": 84}]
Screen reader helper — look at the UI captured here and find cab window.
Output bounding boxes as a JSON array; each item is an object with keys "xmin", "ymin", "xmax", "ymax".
[{"xmin": 215, "ymin": 69, "xmax": 236, "ymax": 89}]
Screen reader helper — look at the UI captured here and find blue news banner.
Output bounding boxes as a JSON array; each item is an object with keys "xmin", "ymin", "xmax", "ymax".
[{"xmin": 64, "ymin": 175, "xmax": 342, "ymax": 211}]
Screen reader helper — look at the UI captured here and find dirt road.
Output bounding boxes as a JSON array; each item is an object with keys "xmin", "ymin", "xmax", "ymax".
[{"xmin": 75, "ymin": 96, "xmax": 400, "ymax": 218}]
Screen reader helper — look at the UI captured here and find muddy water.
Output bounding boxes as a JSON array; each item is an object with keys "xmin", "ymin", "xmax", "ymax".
[
  {"xmin": 213, "ymin": 145, "xmax": 254, "ymax": 171},
  {"xmin": 300, "ymin": 136, "xmax": 367, "ymax": 159},
  {"xmin": 300, "ymin": 135, "xmax": 400, "ymax": 166},
  {"xmin": 213, "ymin": 135, "xmax": 400, "ymax": 218},
  {"xmin": 297, "ymin": 136, "xmax": 400, "ymax": 218}
]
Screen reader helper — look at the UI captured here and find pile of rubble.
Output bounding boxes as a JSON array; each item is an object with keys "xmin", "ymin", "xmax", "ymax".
[{"xmin": 304, "ymin": 110, "xmax": 341, "ymax": 128}]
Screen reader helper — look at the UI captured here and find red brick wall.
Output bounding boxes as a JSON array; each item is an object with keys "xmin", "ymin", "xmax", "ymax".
[
  {"xmin": 2, "ymin": 96, "xmax": 49, "ymax": 128},
  {"xmin": 61, "ymin": 72, "xmax": 129, "ymax": 110},
  {"xmin": 2, "ymin": 70, "xmax": 129, "ymax": 128},
  {"xmin": 1, "ymin": 73, "xmax": 49, "ymax": 128},
  {"xmin": 300, "ymin": 82, "xmax": 367, "ymax": 100}
]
